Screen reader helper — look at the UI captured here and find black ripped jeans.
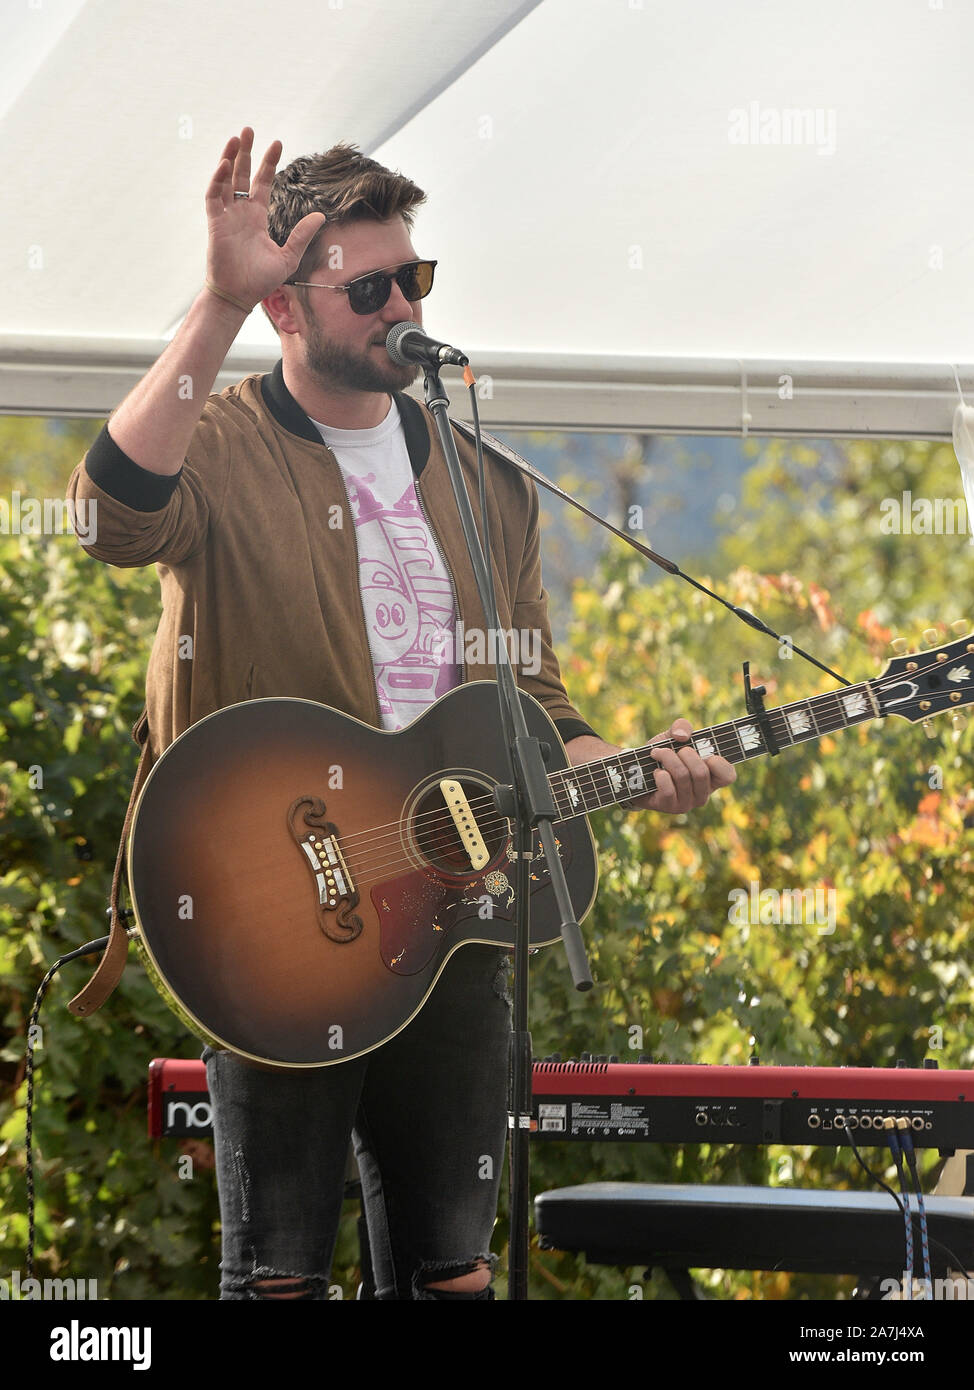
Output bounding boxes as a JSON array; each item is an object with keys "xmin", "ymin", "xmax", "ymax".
[{"xmin": 203, "ymin": 944, "xmax": 512, "ymax": 1300}]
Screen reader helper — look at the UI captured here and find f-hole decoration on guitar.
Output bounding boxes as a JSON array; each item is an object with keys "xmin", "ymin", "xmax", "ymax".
[{"xmin": 288, "ymin": 795, "xmax": 363, "ymax": 943}]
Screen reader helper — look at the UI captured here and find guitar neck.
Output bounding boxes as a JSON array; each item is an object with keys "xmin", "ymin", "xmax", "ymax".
[{"xmin": 549, "ymin": 678, "xmax": 882, "ymax": 818}]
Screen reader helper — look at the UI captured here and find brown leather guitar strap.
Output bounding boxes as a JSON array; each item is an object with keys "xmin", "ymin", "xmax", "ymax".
[{"xmin": 67, "ymin": 708, "xmax": 152, "ymax": 1017}]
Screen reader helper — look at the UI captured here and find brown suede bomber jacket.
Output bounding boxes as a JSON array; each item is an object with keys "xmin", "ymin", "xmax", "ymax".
[{"xmin": 67, "ymin": 362, "xmax": 596, "ymax": 766}]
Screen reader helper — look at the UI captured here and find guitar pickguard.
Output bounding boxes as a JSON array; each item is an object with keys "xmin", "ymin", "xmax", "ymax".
[
  {"xmin": 374, "ymin": 831, "xmax": 573, "ymax": 975},
  {"xmin": 373, "ymin": 869, "xmax": 458, "ymax": 974},
  {"xmin": 458, "ymin": 832, "xmax": 569, "ymax": 916}
]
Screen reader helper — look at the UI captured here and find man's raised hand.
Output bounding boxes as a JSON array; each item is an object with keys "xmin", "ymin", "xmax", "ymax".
[{"xmin": 204, "ymin": 127, "xmax": 326, "ymax": 313}]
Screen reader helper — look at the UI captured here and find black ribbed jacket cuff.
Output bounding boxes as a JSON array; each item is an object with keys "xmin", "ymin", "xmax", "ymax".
[
  {"xmin": 84, "ymin": 424, "xmax": 183, "ymax": 511},
  {"xmin": 554, "ymin": 717, "xmax": 599, "ymax": 745}
]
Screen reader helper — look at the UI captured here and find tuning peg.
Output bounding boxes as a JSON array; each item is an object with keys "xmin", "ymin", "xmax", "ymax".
[
  {"xmin": 890, "ymin": 638, "xmax": 908, "ymax": 654},
  {"xmin": 952, "ymin": 714, "xmax": 967, "ymax": 734},
  {"xmin": 922, "ymin": 718, "xmax": 938, "ymax": 738},
  {"xmin": 951, "ymin": 620, "xmax": 969, "ymax": 635},
  {"xmin": 923, "ymin": 628, "xmax": 940, "ymax": 645}
]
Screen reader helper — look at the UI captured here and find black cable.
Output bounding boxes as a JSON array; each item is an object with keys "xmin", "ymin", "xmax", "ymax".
[
  {"xmin": 886, "ymin": 1127, "xmax": 915, "ymax": 1299},
  {"xmin": 901, "ymin": 1128, "xmax": 934, "ymax": 1297},
  {"xmin": 846, "ymin": 1123, "xmax": 904, "ymax": 1206},
  {"xmin": 24, "ymin": 932, "xmax": 114, "ymax": 1280},
  {"xmin": 452, "ymin": 420, "xmax": 852, "ymax": 687},
  {"xmin": 845, "ymin": 1124, "xmax": 968, "ymax": 1295}
]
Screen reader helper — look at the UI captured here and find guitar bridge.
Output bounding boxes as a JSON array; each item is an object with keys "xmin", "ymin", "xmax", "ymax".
[
  {"xmin": 288, "ymin": 796, "xmax": 362, "ymax": 943},
  {"xmin": 298, "ymin": 830, "xmax": 353, "ymax": 908}
]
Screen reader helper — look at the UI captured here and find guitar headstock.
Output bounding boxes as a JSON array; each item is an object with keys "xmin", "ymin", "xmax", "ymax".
[{"xmin": 876, "ymin": 622, "xmax": 972, "ymax": 733}]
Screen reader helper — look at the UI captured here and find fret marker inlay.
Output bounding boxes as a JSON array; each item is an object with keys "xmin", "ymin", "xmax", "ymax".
[{"xmin": 841, "ymin": 692, "xmax": 868, "ymax": 719}]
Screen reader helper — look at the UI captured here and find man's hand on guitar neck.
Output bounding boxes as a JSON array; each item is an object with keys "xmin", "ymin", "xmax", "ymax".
[{"xmin": 564, "ymin": 721, "xmax": 736, "ymax": 815}]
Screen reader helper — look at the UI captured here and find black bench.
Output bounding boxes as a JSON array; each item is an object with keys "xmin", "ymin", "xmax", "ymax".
[{"xmin": 534, "ymin": 1183, "xmax": 974, "ymax": 1298}]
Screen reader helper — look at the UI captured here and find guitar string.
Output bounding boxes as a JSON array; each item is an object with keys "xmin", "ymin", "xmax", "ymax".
[
  {"xmin": 325, "ymin": 656, "xmax": 967, "ymax": 894},
  {"xmin": 332, "ymin": 680, "xmax": 863, "ymax": 855},
  {"xmin": 327, "ymin": 656, "xmax": 965, "ymax": 883},
  {"xmin": 325, "ymin": 653, "xmax": 958, "ymax": 861}
]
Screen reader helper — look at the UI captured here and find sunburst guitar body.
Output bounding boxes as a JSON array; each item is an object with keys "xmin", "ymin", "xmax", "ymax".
[
  {"xmin": 128, "ymin": 683, "xmax": 597, "ymax": 1069},
  {"xmin": 127, "ymin": 631, "xmax": 974, "ymax": 1070}
]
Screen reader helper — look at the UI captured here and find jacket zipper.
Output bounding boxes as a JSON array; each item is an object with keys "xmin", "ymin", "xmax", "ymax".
[{"xmin": 327, "ymin": 451, "xmax": 383, "ymax": 727}]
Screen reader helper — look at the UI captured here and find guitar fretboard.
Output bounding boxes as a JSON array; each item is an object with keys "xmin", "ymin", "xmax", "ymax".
[{"xmin": 549, "ymin": 679, "xmax": 881, "ymax": 818}]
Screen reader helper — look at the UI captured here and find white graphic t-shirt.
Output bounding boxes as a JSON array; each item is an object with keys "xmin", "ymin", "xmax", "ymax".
[{"xmin": 311, "ymin": 399, "xmax": 460, "ymax": 730}]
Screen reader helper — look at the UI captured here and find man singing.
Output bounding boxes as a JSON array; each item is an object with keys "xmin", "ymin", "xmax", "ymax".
[{"xmin": 68, "ymin": 128, "xmax": 735, "ymax": 1299}]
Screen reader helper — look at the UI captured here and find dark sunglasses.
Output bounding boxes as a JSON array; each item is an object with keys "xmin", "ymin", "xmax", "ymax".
[{"xmin": 288, "ymin": 259, "xmax": 437, "ymax": 316}]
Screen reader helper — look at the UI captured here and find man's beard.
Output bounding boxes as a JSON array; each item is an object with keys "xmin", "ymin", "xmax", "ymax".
[{"xmin": 304, "ymin": 315, "xmax": 421, "ymax": 394}]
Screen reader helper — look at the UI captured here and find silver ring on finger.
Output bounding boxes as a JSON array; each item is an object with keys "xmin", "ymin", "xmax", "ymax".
[{"xmin": 233, "ymin": 191, "xmax": 250, "ymax": 199}]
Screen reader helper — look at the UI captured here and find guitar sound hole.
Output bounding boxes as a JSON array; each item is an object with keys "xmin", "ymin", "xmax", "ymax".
[{"xmin": 413, "ymin": 778, "xmax": 509, "ymax": 875}]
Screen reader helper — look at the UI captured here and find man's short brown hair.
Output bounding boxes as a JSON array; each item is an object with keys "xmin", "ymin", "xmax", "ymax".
[{"xmin": 263, "ymin": 142, "xmax": 426, "ymax": 328}]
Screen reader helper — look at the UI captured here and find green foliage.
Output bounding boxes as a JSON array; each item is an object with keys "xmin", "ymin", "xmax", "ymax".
[
  {"xmin": 0, "ymin": 527, "xmax": 223, "ymax": 1297},
  {"xmin": 0, "ymin": 425, "xmax": 971, "ymax": 1300},
  {"xmin": 511, "ymin": 435, "xmax": 973, "ymax": 1299}
]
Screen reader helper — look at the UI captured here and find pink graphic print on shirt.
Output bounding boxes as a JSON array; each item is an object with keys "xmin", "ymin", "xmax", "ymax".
[{"xmin": 345, "ymin": 469, "xmax": 460, "ymax": 728}]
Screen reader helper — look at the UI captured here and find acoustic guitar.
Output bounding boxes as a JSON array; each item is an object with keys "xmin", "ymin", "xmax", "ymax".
[{"xmin": 127, "ymin": 630, "xmax": 972, "ymax": 1068}]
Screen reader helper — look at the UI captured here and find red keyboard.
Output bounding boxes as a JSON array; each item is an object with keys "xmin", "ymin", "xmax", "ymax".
[
  {"xmin": 529, "ymin": 1059, "xmax": 974, "ymax": 1147},
  {"xmin": 149, "ymin": 1057, "xmax": 974, "ymax": 1149}
]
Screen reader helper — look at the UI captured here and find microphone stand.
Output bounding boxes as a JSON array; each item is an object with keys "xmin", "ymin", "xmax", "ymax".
[{"xmin": 422, "ymin": 365, "xmax": 592, "ymax": 1303}]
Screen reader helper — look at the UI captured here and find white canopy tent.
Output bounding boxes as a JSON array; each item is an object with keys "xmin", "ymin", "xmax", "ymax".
[{"xmin": 3, "ymin": 0, "xmax": 973, "ymax": 437}]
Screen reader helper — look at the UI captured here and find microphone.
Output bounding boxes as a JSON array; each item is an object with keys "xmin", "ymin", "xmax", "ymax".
[{"xmin": 385, "ymin": 321, "xmax": 469, "ymax": 369}]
